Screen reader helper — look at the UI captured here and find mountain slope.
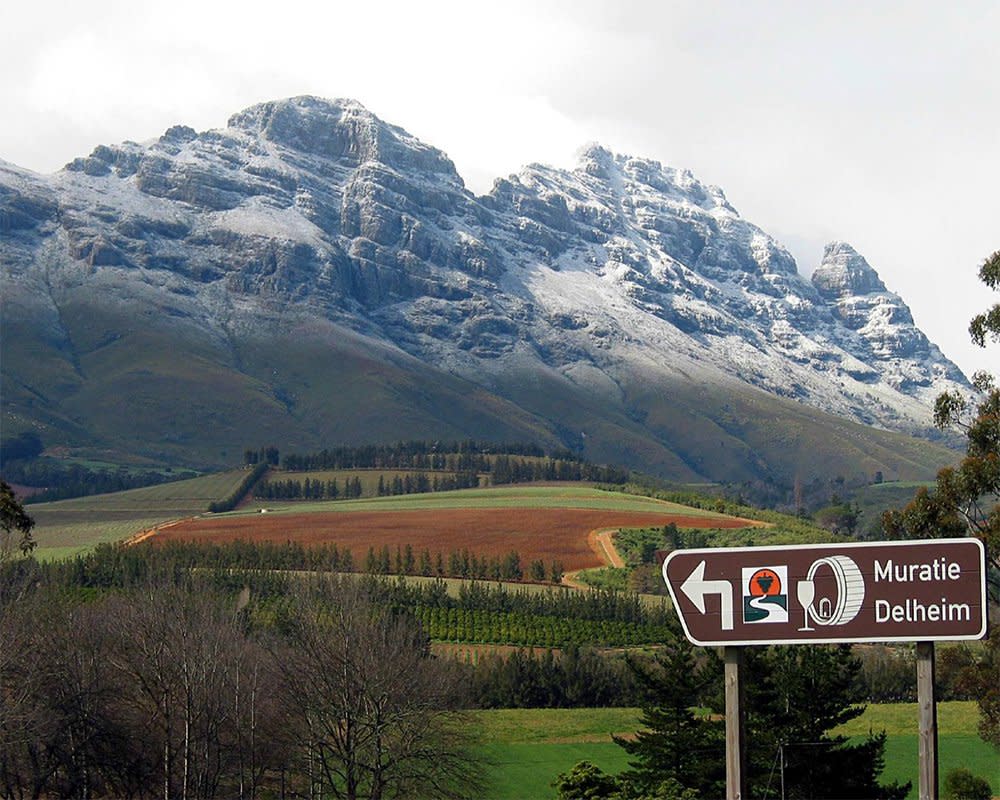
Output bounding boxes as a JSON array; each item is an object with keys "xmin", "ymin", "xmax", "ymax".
[{"xmin": 0, "ymin": 97, "xmax": 964, "ymax": 482}]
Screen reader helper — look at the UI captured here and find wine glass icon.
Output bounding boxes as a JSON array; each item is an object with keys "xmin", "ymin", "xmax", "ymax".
[{"xmin": 797, "ymin": 579, "xmax": 816, "ymax": 631}]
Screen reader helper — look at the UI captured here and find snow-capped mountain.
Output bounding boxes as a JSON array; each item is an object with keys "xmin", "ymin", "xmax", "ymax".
[{"xmin": 0, "ymin": 97, "xmax": 966, "ymax": 481}]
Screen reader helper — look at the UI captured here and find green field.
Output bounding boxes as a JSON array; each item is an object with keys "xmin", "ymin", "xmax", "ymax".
[
  {"xmin": 241, "ymin": 484, "xmax": 741, "ymax": 517},
  {"xmin": 28, "ymin": 470, "xmax": 248, "ymax": 559},
  {"xmin": 471, "ymin": 703, "xmax": 998, "ymax": 800}
]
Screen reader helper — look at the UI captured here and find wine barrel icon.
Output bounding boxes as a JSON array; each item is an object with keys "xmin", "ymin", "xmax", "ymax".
[{"xmin": 804, "ymin": 555, "xmax": 865, "ymax": 626}]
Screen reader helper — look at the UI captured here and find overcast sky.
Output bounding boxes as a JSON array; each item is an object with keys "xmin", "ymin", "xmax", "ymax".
[{"xmin": 2, "ymin": 0, "xmax": 996, "ymax": 378}]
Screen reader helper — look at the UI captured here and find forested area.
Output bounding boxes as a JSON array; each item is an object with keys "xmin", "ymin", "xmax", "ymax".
[
  {"xmin": 0, "ymin": 566, "xmax": 479, "ymax": 800},
  {"xmin": 555, "ymin": 638, "xmax": 915, "ymax": 800},
  {"xmin": 0, "ymin": 432, "xmax": 201, "ymax": 502},
  {"xmin": 0, "ymin": 542, "xmax": 672, "ymax": 798},
  {"xmin": 1, "ymin": 535, "xmax": 995, "ymax": 798}
]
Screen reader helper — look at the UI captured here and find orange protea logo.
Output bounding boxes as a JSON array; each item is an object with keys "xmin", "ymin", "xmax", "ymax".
[{"xmin": 742, "ymin": 565, "xmax": 789, "ymax": 623}]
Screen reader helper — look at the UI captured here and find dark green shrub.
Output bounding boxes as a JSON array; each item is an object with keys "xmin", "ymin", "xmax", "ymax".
[{"xmin": 943, "ymin": 767, "xmax": 992, "ymax": 800}]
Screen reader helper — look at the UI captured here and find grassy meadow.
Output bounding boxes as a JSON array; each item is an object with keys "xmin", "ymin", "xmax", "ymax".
[
  {"xmin": 245, "ymin": 484, "xmax": 740, "ymax": 516},
  {"xmin": 471, "ymin": 702, "xmax": 998, "ymax": 800}
]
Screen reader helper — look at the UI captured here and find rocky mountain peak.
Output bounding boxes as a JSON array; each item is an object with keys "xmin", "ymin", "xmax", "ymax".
[
  {"xmin": 812, "ymin": 241, "xmax": 889, "ymax": 299},
  {"xmin": 573, "ymin": 144, "xmax": 733, "ymax": 214},
  {"xmin": 576, "ymin": 143, "xmax": 616, "ymax": 179},
  {"xmin": 227, "ymin": 95, "xmax": 459, "ymax": 178}
]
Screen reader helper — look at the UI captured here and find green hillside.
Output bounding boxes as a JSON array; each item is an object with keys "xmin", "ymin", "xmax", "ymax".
[{"xmin": 2, "ymin": 302, "xmax": 960, "ymax": 485}]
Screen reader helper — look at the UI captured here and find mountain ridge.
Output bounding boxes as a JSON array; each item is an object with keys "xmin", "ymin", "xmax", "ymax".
[{"xmin": 0, "ymin": 96, "xmax": 965, "ymax": 483}]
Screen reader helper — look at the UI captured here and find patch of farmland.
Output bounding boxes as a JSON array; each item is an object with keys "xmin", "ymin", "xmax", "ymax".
[
  {"xmin": 155, "ymin": 498, "xmax": 756, "ymax": 572},
  {"xmin": 28, "ymin": 470, "xmax": 249, "ymax": 557},
  {"xmin": 243, "ymin": 485, "xmax": 753, "ymax": 517}
]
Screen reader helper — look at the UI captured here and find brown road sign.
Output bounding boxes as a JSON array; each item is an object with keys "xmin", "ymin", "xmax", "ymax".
[{"xmin": 662, "ymin": 538, "xmax": 987, "ymax": 646}]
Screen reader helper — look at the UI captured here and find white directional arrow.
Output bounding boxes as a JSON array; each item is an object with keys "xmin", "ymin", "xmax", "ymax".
[{"xmin": 680, "ymin": 560, "xmax": 734, "ymax": 630}]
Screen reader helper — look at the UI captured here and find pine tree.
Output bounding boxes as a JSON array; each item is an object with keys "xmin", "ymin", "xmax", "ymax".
[
  {"xmin": 743, "ymin": 645, "xmax": 909, "ymax": 799},
  {"xmin": 613, "ymin": 636, "xmax": 725, "ymax": 798}
]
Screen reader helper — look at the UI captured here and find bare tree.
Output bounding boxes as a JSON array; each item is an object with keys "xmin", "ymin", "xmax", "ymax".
[
  {"xmin": 0, "ymin": 594, "xmax": 44, "ymax": 800},
  {"xmin": 274, "ymin": 578, "xmax": 481, "ymax": 800},
  {"xmin": 103, "ymin": 582, "xmax": 282, "ymax": 800},
  {"xmin": 0, "ymin": 571, "xmax": 479, "ymax": 799}
]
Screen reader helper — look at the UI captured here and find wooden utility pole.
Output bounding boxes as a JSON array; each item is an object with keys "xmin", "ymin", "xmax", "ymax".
[
  {"xmin": 916, "ymin": 641, "xmax": 938, "ymax": 800},
  {"xmin": 724, "ymin": 646, "xmax": 747, "ymax": 800}
]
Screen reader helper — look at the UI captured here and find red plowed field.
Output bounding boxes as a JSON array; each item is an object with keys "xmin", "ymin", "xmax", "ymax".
[{"xmin": 155, "ymin": 508, "xmax": 752, "ymax": 571}]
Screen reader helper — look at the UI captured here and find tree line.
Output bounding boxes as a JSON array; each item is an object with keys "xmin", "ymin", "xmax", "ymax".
[
  {"xmin": 489, "ymin": 454, "xmax": 629, "ymax": 485},
  {"xmin": 2, "ymin": 459, "xmax": 196, "ymax": 504},
  {"xmin": 277, "ymin": 440, "xmax": 547, "ymax": 471},
  {"xmin": 256, "ymin": 475, "xmax": 365, "ymax": 501},
  {"xmin": 470, "ymin": 645, "xmax": 642, "ymax": 709},
  {"xmin": 206, "ymin": 462, "xmax": 269, "ymax": 512},
  {"xmin": 253, "ymin": 470, "xmax": 481, "ymax": 501},
  {"xmin": 41, "ymin": 542, "xmax": 663, "ymax": 628},
  {"xmin": 361, "ymin": 544, "xmax": 562, "ymax": 584},
  {"xmin": 274, "ymin": 441, "xmax": 629, "ymax": 485},
  {"xmin": 126, "ymin": 539, "xmax": 567, "ymax": 587}
]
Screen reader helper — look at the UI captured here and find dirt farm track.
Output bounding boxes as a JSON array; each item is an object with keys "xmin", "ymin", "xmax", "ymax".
[{"xmin": 154, "ymin": 507, "xmax": 754, "ymax": 571}]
